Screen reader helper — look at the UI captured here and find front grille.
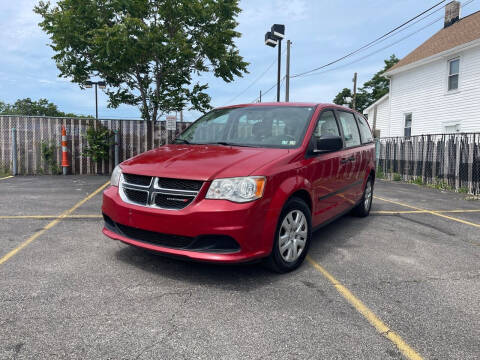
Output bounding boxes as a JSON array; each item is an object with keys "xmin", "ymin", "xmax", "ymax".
[
  {"xmin": 154, "ymin": 193, "xmax": 195, "ymax": 210},
  {"xmin": 103, "ymin": 214, "xmax": 240, "ymax": 253},
  {"xmin": 119, "ymin": 173, "xmax": 204, "ymax": 210},
  {"xmin": 124, "ymin": 188, "xmax": 149, "ymax": 205},
  {"xmin": 112, "ymin": 220, "xmax": 194, "ymax": 248},
  {"xmin": 123, "ymin": 173, "xmax": 152, "ymax": 187},
  {"xmin": 157, "ymin": 178, "xmax": 203, "ymax": 191}
]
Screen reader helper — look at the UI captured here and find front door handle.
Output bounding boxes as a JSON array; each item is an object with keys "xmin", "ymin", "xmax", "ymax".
[{"xmin": 341, "ymin": 156, "xmax": 355, "ymax": 164}]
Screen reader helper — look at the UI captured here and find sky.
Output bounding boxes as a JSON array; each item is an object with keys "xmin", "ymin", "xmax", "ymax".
[{"xmin": 0, "ymin": 0, "xmax": 478, "ymax": 122}]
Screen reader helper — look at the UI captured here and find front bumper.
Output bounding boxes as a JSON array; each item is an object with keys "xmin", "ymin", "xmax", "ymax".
[{"xmin": 101, "ymin": 185, "xmax": 274, "ymax": 263}]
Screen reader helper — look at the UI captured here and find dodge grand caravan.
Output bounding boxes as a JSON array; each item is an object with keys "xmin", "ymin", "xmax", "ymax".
[{"xmin": 102, "ymin": 103, "xmax": 375, "ymax": 272}]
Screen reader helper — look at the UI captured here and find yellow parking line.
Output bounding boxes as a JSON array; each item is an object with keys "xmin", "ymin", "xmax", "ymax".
[
  {"xmin": 0, "ymin": 182, "xmax": 109, "ymax": 266},
  {"xmin": 374, "ymin": 196, "xmax": 480, "ymax": 229},
  {"xmin": 0, "ymin": 214, "xmax": 102, "ymax": 219},
  {"xmin": 371, "ymin": 210, "xmax": 426, "ymax": 215},
  {"xmin": 0, "ymin": 175, "xmax": 13, "ymax": 180},
  {"xmin": 306, "ymin": 256, "xmax": 423, "ymax": 360},
  {"xmin": 437, "ymin": 209, "xmax": 480, "ymax": 213}
]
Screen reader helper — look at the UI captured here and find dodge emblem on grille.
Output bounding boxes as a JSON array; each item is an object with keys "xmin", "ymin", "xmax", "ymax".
[{"xmin": 166, "ymin": 197, "xmax": 189, "ymax": 202}]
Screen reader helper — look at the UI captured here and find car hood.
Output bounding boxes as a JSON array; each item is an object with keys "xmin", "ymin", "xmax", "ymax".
[{"xmin": 120, "ymin": 144, "xmax": 290, "ymax": 181}]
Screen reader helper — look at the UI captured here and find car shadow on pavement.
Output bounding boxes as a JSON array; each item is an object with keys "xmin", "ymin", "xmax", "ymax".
[
  {"xmin": 114, "ymin": 245, "xmax": 284, "ymax": 290},
  {"xmin": 113, "ymin": 213, "xmax": 368, "ymax": 288},
  {"xmin": 309, "ymin": 214, "xmax": 372, "ymax": 262}
]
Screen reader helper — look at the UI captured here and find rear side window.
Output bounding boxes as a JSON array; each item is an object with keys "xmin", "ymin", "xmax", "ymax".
[
  {"xmin": 355, "ymin": 114, "xmax": 373, "ymax": 143},
  {"xmin": 313, "ymin": 110, "xmax": 340, "ymax": 138},
  {"xmin": 337, "ymin": 111, "xmax": 361, "ymax": 147}
]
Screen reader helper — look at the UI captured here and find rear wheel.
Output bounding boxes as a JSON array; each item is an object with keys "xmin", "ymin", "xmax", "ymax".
[
  {"xmin": 352, "ymin": 177, "xmax": 373, "ymax": 217},
  {"xmin": 265, "ymin": 198, "xmax": 312, "ymax": 273}
]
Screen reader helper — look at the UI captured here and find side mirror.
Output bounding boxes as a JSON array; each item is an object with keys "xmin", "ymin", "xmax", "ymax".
[{"xmin": 313, "ymin": 135, "xmax": 343, "ymax": 153}]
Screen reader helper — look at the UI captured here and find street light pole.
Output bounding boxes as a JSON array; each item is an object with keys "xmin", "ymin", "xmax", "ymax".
[
  {"xmin": 85, "ymin": 80, "xmax": 106, "ymax": 120},
  {"xmin": 276, "ymin": 38, "xmax": 282, "ymax": 102},
  {"xmin": 95, "ymin": 83, "xmax": 98, "ymax": 120},
  {"xmin": 285, "ymin": 39, "xmax": 291, "ymax": 102},
  {"xmin": 265, "ymin": 24, "xmax": 285, "ymax": 103}
]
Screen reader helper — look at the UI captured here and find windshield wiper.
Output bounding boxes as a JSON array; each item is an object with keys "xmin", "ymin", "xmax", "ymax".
[{"xmin": 173, "ymin": 138, "xmax": 191, "ymax": 144}]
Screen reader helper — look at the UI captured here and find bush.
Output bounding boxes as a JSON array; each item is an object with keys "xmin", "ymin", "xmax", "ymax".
[
  {"xmin": 83, "ymin": 124, "xmax": 114, "ymax": 163},
  {"xmin": 393, "ymin": 173, "xmax": 402, "ymax": 181},
  {"xmin": 41, "ymin": 141, "xmax": 61, "ymax": 174}
]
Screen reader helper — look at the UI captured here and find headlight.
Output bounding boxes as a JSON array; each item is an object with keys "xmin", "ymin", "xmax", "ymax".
[
  {"xmin": 110, "ymin": 165, "xmax": 122, "ymax": 187},
  {"xmin": 206, "ymin": 176, "xmax": 266, "ymax": 203}
]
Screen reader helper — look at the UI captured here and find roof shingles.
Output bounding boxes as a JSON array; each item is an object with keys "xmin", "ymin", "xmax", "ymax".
[{"xmin": 389, "ymin": 10, "xmax": 480, "ymax": 72}]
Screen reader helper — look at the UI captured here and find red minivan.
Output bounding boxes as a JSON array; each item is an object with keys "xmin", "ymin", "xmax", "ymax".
[{"xmin": 102, "ymin": 103, "xmax": 375, "ymax": 272}]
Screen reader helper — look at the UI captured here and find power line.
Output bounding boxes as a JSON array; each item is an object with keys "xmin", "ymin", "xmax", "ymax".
[
  {"xmin": 291, "ymin": 0, "xmax": 449, "ymax": 78},
  {"xmin": 251, "ymin": 76, "xmax": 286, "ymax": 103},
  {"xmin": 221, "ymin": 48, "xmax": 286, "ymax": 106},
  {"xmin": 290, "ymin": 0, "xmax": 475, "ymax": 80}
]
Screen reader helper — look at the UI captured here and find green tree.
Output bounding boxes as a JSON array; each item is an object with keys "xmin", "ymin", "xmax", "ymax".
[
  {"xmin": 0, "ymin": 98, "xmax": 80, "ymax": 117},
  {"xmin": 333, "ymin": 54, "xmax": 400, "ymax": 112},
  {"xmin": 333, "ymin": 88, "xmax": 353, "ymax": 107},
  {"xmin": 34, "ymin": 0, "xmax": 249, "ymax": 148},
  {"xmin": 361, "ymin": 54, "xmax": 399, "ymax": 104},
  {"xmin": 333, "ymin": 88, "xmax": 370, "ymax": 111}
]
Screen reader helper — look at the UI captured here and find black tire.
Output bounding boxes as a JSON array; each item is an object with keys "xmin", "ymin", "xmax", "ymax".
[
  {"xmin": 264, "ymin": 197, "xmax": 312, "ymax": 273},
  {"xmin": 352, "ymin": 176, "xmax": 374, "ymax": 217}
]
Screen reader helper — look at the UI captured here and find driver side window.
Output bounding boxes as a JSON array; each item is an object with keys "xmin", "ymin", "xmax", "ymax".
[{"xmin": 313, "ymin": 110, "xmax": 340, "ymax": 138}]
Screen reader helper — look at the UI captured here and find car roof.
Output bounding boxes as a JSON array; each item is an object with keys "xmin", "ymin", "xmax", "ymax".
[{"xmin": 216, "ymin": 102, "xmax": 362, "ymax": 115}]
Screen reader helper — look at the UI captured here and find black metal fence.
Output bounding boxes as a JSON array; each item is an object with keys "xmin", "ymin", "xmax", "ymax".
[{"xmin": 377, "ymin": 133, "xmax": 480, "ymax": 194}]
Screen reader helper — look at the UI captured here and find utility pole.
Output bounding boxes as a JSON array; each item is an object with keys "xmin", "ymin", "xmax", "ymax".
[
  {"xmin": 373, "ymin": 105, "xmax": 378, "ymax": 137},
  {"xmin": 259, "ymin": 90, "xmax": 262, "ymax": 103},
  {"xmin": 352, "ymin": 72, "xmax": 357, "ymax": 110},
  {"xmin": 285, "ymin": 40, "xmax": 291, "ymax": 102}
]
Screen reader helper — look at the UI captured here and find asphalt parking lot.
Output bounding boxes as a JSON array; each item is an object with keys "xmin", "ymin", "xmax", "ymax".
[{"xmin": 0, "ymin": 176, "xmax": 479, "ymax": 359}]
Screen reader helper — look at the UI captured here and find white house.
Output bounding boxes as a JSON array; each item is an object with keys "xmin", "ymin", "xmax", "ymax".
[{"xmin": 364, "ymin": 1, "xmax": 480, "ymax": 137}]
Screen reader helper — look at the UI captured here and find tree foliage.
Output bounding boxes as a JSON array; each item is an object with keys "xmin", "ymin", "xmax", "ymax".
[
  {"xmin": 333, "ymin": 55, "xmax": 399, "ymax": 112},
  {"xmin": 34, "ymin": 0, "xmax": 249, "ymax": 127},
  {"xmin": 0, "ymin": 98, "xmax": 80, "ymax": 117}
]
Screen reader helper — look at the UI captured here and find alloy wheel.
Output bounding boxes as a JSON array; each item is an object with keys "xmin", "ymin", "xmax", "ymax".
[{"xmin": 278, "ymin": 210, "xmax": 308, "ymax": 263}]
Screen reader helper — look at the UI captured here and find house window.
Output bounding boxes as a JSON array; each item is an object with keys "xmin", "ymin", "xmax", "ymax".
[
  {"xmin": 445, "ymin": 124, "xmax": 460, "ymax": 133},
  {"xmin": 448, "ymin": 58, "xmax": 459, "ymax": 91},
  {"xmin": 404, "ymin": 113, "xmax": 412, "ymax": 138}
]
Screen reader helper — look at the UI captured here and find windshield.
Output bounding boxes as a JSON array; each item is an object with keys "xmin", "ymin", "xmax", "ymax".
[{"xmin": 175, "ymin": 106, "xmax": 316, "ymax": 148}]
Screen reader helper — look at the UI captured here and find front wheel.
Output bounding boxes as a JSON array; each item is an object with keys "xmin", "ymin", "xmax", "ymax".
[
  {"xmin": 265, "ymin": 198, "xmax": 312, "ymax": 273},
  {"xmin": 352, "ymin": 177, "xmax": 373, "ymax": 217}
]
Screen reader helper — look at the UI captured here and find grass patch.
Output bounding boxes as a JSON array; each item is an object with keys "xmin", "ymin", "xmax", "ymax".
[
  {"xmin": 0, "ymin": 166, "xmax": 11, "ymax": 177},
  {"xmin": 426, "ymin": 178, "xmax": 454, "ymax": 192},
  {"xmin": 376, "ymin": 166, "xmax": 385, "ymax": 179},
  {"xmin": 411, "ymin": 176, "xmax": 424, "ymax": 185}
]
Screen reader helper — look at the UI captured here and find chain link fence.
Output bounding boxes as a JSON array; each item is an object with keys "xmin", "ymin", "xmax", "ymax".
[
  {"xmin": 377, "ymin": 133, "xmax": 480, "ymax": 195},
  {"xmin": 0, "ymin": 115, "xmax": 190, "ymax": 176},
  {"xmin": 0, "ymin": 119, "xmax": 12, "ymax": 176}
]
